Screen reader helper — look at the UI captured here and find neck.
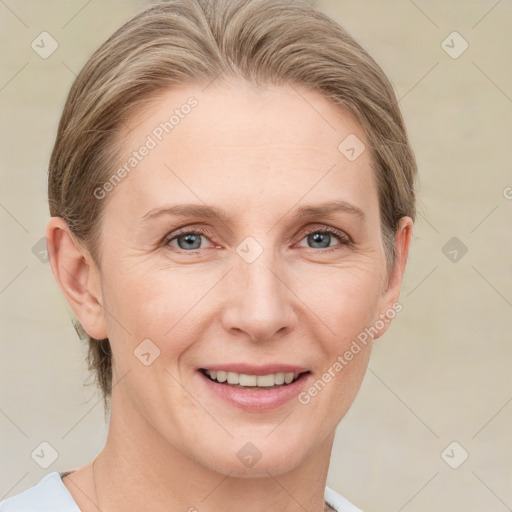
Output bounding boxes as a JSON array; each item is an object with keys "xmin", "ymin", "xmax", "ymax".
[{"xmin": 94, "ymin": 390, "xmax": 335, "ymax": 512}]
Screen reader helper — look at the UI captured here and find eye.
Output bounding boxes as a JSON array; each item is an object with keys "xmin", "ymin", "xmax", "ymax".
[
  {"xmin": 163, "ymin": 228, "xmax": 214, "ymax": 252},
  {"xmin": 297, "ymin": 226, "xmax": 351, "ymax": 251},
  {"xmin": 163, "ymin": 225, "xmax": 351, "ymax": 253}
]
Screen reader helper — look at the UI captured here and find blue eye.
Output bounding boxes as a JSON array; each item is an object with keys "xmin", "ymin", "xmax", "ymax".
[
  {"xmin": 163, "ymin": 226, "xmax": 350, "ymax": 253},
  {"xmin": 299, "ymin": 227, "xmax": 350, "ymax": 251},
  {"xmin": 165, "ymin": 229, "xmax": 211, "ymax": 251}
]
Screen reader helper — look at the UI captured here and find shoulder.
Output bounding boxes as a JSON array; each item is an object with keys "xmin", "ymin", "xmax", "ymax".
[
  {"xmin": 1, "ymin": 473, "xmax": 360, "ymax": 512},
  {"xmin": 0, "ymin": 472, "xmax": 80, "ymax": 512},
  {"xmin": 325, "ymin": 485, "xmax": 364, "ymax": 512}
]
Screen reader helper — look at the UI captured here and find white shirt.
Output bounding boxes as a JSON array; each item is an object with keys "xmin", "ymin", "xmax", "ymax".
[{"xmin": 0, "ymin": 471, "xmax": 363, "ymax": 511}]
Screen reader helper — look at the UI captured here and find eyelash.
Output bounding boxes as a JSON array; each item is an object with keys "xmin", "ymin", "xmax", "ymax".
[{"xmin": 162, "ymin": 226, "xmax": 352, "ymax": 253}]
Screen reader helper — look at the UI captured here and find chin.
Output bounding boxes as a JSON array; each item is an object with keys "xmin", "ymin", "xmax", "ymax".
[{"xmin": 190, "ymin": 432, "xmax": 316, "ymax": 478}]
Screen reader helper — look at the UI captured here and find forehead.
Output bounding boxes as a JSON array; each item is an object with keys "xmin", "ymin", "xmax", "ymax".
[
  {"xmin": 107, "ymin": 80, "xmax": 379, "ymax": 223},
  {"xmin": 124, "ymin": 79, "xmax": 362, "ymax": 145}
]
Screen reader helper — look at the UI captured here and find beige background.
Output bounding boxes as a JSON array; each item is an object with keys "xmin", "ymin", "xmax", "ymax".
[{"xmin": 1, "ymin": 1, "xmax": 511, "ymax": 511}]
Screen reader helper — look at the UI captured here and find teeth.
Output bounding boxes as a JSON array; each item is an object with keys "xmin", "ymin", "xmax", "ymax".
[
  {"xmin": 239, "ymin": 374, "xmax": 257, "ymax": 386},
  {"xmin": 227, "ymin": 372, "xmax": 239, "ymax": 384},
  {"xmin": 204, "ymin": 370, "xmax": 301, "ymax": 387}
]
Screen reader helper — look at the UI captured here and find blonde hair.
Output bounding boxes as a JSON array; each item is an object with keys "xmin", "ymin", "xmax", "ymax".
[{"xmin": 48, "ymin": 0, "xmax": 417, "ymax": 408}]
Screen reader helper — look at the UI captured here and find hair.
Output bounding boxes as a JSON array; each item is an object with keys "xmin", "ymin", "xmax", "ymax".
[{"xmin": 48, "ymin": 0, "xmax": 417, "ymax": 410}]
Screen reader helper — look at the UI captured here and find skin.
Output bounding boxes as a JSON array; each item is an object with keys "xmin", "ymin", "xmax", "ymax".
[{"xmin": 47, "ymin": 80, "xmax": 412, "ymax": 512}]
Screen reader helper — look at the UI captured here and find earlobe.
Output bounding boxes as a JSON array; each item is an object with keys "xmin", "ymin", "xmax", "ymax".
[
  {"xmin": 374, "ymin": 216, "xmax": 414, "ymax": 340},
  {"xmin": 45, "ymin": 217, "xmax": 108, "ymax": 340}
]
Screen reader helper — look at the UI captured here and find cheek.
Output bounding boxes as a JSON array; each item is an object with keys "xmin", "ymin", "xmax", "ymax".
[
  {"xmin": 101, "ymin": 246, "xmax": 386, "ymax": 371},
  {"xmin": 101, "ymin": 266, "xmax": 207, "ymax": 366},
  {"xmin": 303, "ymin": 262, "xmax": 385, "ymax": 339},
  {"xmin": 314, "ymin": 265, "xmax": 383, "ymax": 405}
]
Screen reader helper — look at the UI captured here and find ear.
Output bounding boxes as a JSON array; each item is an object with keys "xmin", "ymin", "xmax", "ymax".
[
  {"xmin": 373, "ymin": 216, "xmax": 413, "ymax": 340},
  {"xmin": 46, "ymin": 217, "xmax": 108, "ymax": 340}
]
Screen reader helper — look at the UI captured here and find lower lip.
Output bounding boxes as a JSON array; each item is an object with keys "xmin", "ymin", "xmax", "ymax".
[{"xmin": 197, "ymin": 370, "xmax": 311, "ymax": 412}]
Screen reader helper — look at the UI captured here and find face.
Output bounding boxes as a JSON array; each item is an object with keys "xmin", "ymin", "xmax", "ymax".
[{"xmin": 84, "ymin": 81, "xmax": 407, "ymax": 476}]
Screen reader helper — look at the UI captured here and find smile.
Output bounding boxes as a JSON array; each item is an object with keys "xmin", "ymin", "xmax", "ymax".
[
  {"xmin": 201, "ymin": 369, "xmax": 305, "ymax": 388},
  {"xmin": 197, "ymin": 366, "xmax": 312, "ymax": 412}
]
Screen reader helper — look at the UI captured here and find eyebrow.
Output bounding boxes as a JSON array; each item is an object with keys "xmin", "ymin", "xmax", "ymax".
[{"xmin": 142, "ymin": 199, "xmax": 366, "ymax": 223}]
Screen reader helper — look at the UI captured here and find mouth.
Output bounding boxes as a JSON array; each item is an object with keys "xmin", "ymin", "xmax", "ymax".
[
  {"xmin": 199, "ymin": 368, "xmax": 309, "ymax": 390},
  {"xmin": 196, "ymin": 363, "xmax": 312, "ymax": 411}
]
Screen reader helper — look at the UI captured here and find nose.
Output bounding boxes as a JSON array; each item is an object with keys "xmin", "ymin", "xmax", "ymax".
[{"xmin": 220, "ymin": 246, "xmax": 297, "ymax": 343}]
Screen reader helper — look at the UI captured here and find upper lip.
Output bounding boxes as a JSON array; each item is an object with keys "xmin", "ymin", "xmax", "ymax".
[{"xmin": 199, "ymin": 364, "xmax": 310, "ymax": 375}]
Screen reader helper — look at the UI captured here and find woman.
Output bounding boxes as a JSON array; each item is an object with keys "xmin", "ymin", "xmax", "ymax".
[{"xmin": 0, "ymin": 0, "xmax": 416, "ymax": 510}]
